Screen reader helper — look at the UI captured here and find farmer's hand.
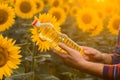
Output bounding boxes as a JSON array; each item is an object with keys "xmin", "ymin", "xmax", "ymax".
[
  {"xmin": 52, "ymin": 43, "xmax": 86, "ymax": 69},
  {"xmin": 82, "ymin": 46, "xmax": 112, "ymax": 64},
  {"xmin": 52, "ymin": 43, "xmax": 104, "ymax": 78}
]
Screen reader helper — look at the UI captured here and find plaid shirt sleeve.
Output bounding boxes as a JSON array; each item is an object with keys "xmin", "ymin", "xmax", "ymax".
[{"xmin": 103, "ymin": 54, "xmax": 120, "ymax": 80}]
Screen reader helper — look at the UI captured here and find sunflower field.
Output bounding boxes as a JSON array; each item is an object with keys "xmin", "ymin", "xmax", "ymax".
[{"xmin": 0, "ymin": 0, "xmax": 120, "ymax": 80}]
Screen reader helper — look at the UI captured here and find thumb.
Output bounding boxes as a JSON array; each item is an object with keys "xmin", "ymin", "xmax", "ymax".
[{"xmin": 84, "ymin": 50, "xmax": 94, "ymax": 55}]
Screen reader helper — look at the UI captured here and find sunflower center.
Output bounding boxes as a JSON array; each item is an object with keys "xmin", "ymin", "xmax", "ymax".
[
  {"xmin": 106, "ymin": 8, "xmax": 112, "ymax": 14},
  {"xmin": 13, "ymin": 0, "xmax": 16, "ymax": 3},
  {"xmin": 82, "ymin": 14, "xmax": 92, "ymax": 24},
  {"xmin": 112, "ymin": 19, "xmax": 120, "ymax": 30},
  {"xmin": 0, "ymin": 47, "xmax": 8, "ymax": 67},
  {"xmin": 44, "ymin": 0, "xmax": 49, "ymax": 5},
  {"xmin": 98, "ymin": 12, "xmax": 103, "ymax": 19},
  {"xmin": 52, "ymin": 12, "xmax": 61, "ymax": 21},
  {"xmin": 63, "ymin": 7, "xmax": 67, "ymax": 12},
  {"xmin": 36, "ymin": 2, "xmax": 40, "ymax": 9},
  {"xmin": 73, "ymin": 9, "xmax": 77, "ymax": 14},
  {"xmin": 20, "ymin": 1, "xmax": 31, "ymax": 13},
  {"xmin": 0, "ymin": 9, "xmax": 8, "ymax": 25},
  {"xmin": 53, "ymin": 0, "xmax": 59, "ymax": 7}
]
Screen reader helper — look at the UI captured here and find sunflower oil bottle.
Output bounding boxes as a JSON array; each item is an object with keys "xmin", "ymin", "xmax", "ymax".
[{"xmin": 32, "ymin": 19, "xmax": 84, "ymax": 54}]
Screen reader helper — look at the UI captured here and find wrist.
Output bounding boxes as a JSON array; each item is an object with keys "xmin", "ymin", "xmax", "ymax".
[
  {"xmin": 101, "ymin": 53, "xmax": 106, "ymax": 63},
  {"xmin": 77, "ymin": 59, "xmax": 88, "ymax": 69},
  {"xmin": 101, "ymin": 53, "xmax": 112, "ymax": 64},
  {"xmin": 78, "ymin": 60, "xmax": 104, "ymax": 77}
]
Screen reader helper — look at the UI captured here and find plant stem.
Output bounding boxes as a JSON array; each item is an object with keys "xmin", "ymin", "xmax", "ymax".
[{"xmin": 31, "ymin": 43, "xmax": 37, "ymax": 80}]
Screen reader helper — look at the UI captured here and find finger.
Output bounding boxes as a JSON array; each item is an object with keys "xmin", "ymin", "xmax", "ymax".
[
  {"xmin": 52, "ymin": 48, "xmax": 68, "ymax": 58},
  {"xmin": 58, "ymin": 43, "xmax": 73, "ymax": 53},
  {"xmin": 80, "ymin": 46, "xmax": 90, "ymax": 50},
  {"xmin": 83, "ymin": 56, "xmax": 90, "ymax": 61},
  {"xmin": 59, "ymin": 43, "xmax": 83, "ymax": 56},
  {"xmin": 84, "ymin": 50, "xmax": 95, "ymax": 55}
]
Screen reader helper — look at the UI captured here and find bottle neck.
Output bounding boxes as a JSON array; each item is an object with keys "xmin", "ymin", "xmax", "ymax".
[
  {"xmin": 35, "ymin": 21, "xmax": 41, "ymax": 27},
  {"xmin": 32, "ymin": 20, "xmax": 54, "ymax": 27}
]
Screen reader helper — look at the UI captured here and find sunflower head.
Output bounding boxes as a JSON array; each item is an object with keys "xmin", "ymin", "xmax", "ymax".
[
  {"xmin": 31, "ymin": 13, "xmax": 61, "ymax": 52},
  {"xmin": 70, "ymin": 6, "xmax": 80, "ymax": 17},
  {"xmin": 87, "ymin": 21, "xmax": 103, "ymax": 36},
  {"xmin": 43, "ymin": 0, "xmax": 51, "ymax": 7},
  {"xmin": 103, "ymin": 1, "xmax": 119, "ymax": 17},
  {"xmin": 107, "ymin": 14, "xmax": 120, "ymax": 35},
  {"xmin": 62, "ymin": 3, "xmax": 70, "ymax": 15},
  {"xmin": 0, "ymin": 3, "xmax": 15, "ymax": 32},
  {"xmin": 34, "ymin": 0, "xmax": 44, "ymax": 13},
  {"xmin": 49, "ymin": 7, "xmax": 66, "ymax": 25},
  {"xmin": 0, "ymin": 47, "xmax": 8, "ymax": 67},
  {"xmin": 0, "ymin": 9, "xmax": 8, "ymax": 25},
  {"xmin": 50, "ymin": 0, "xmax": 63, "ymax": 7},
  {"xmin": 15, "ymin": 0, "xmax": 36, "ymax": 19},
  {"xmin": 76, "ymin": 8, "xmax": 100, "ymax": 32},
  {"xmin": 0, "ymin": 34, "xmax": 22, "ymax": 79}
]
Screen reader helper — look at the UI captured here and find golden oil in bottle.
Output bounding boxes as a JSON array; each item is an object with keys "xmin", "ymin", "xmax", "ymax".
[{"xmin": 32, "ymin": 20, "xmax": 84, "ymax": 54}]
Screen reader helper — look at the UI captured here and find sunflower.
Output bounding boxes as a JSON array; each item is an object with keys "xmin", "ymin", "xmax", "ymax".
[
  {"xmin": 31, "ymin": 13, "xmax": 61, "ymax": 52},
  {"xmin": 62, "ymin": 3, "xmax": 70, "ymax": 15},
  {"xmin": 15, "ymin": 0, "xmax": 36, "ymax": 19},
  {"xmin": 34, "ymin": 0, "xmax": 44, "ymax": 13},
  {"xmin": 103, "ymin": 1, "xmax": 119, "ymax": 17},
  {"xmin": 0, "ymin": 34, "xmax": 22, "ymax": 79},
  {"xmin": 107, "ymin": 14, "xmax": 120, "ymax": 35},
  {"xmin": 87, "ymin": 21, "xmax": 103, "ymax": 36},
  {"xmin": 50, "ymin": 0, "xmax": 63, "ymax": 7},
  {"xmin": 95, "ymin": 8, "xmax": 106, "ymax": 20},
  {"xmin": 82, "ymin": 0, "xmax": 106, "ymax": 20},
  {"xmin": 49, "ymin": 7, "xmax": 66, "ymax": 25},
  {"xmin": 70, "ymin": 6, "xmax": 80, "ymax": 17},
  {"xmin": 76, "ymin": 8, "xmax": 100, "ymax": 32},
  {"xmin": 0, "ymin": 3, "xmax": 15, "ymax": 32},
  {"xmin": 43, "ymin": 0, "xmax": 51, "ymax": 7}
]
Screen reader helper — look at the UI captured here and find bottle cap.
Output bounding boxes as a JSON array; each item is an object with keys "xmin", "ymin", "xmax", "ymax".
[
  {"xmin": 32, "ymin": 19, "xmax": 37, "ymax": 26},
  {"xmin": 32, "ymin": 20, "xmax": 40, "ymax": 27}
]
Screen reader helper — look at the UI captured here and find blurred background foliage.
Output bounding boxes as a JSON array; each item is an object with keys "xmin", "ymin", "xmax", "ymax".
[{"xmin": 0, "ymin": 0, "xmax": 120, "ymax": 80}]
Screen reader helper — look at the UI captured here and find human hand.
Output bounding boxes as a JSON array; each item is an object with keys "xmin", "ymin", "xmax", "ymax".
[
  {"xmin": 81, "ymin": 46, "xmax": 105, "ymax": 63},
  {"xmin": 52, "ymin": 43, "xmax": 86, "ymax": 69}
]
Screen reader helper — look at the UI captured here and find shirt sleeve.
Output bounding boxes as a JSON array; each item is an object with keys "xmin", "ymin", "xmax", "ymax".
[
  {"xmin": 103, "ymin": 64, "xmax": 120, "ymax": 80},
  {"xmin": 112, "ymin": 55, "xmax": 120, "ymax": 64}
]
